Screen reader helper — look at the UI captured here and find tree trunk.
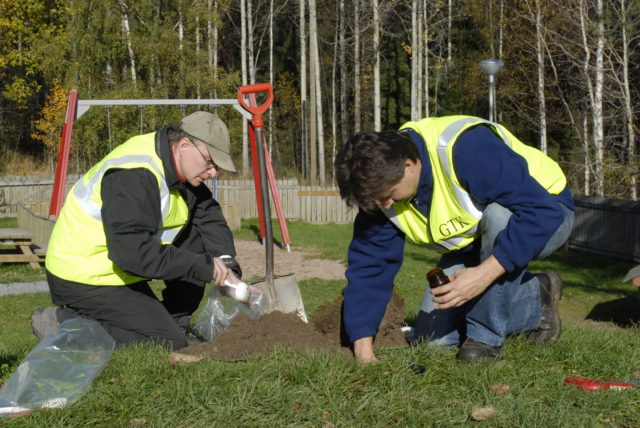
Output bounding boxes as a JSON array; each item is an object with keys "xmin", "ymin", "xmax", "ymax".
[
  {"xmin": 339, "ymin": 0, "xmax": 347, "ymax": 147},
  {"xmin": 411, "ymin": 0, "xmax": 419, "ymax": 120},
  {"xmin": 579, "ymin": 0, "xmax": 595, "ymax": 195},
  {"xmin": 299, "ymin": 0, "xmax": 308, "ymax": 179},
  {"xmin": 423, "ymin": 0, "xmax": 429, "ymax": 117},
  {"xmin": 447, "ymin": 0, "xmax": 453, "ymax": 63},
  {"xmin": 331, "ymin": 15, "xmax": 338, "ymax": 182},
  {"xmin": 499, "ymin": 0, "xmax": 504, "ymax": 59},
  {"xmin": 354, "ymin": 0, "xmax": 361, "ymax": 132},
  {"xmin": 118, "ymin": 0, "xmax": 137, "ymax": 86},
  {"xmin": 247, "ymin": 0, "xmax": 256, "ymax": 84},
  {"xmin": 535, "ymin": 0, "xmax": 547, "ymax": 153},
  {"xmin": 269, "ymin": 0, "xmax": 274, "ymax": 153},
  {"xmin": 195, "ymin": 14, "xmax": 201, "ymax": 98},
  {"xmin": 241, "ymin": 0, "xmax": 249, "ymax": 177},
  {"xmin": 593, "ymin": 0, "xmax": 604, "ymax": 196},
  {"xmin": 178, "ymin": 4, "xmax": 184, "ymax": 52},
  {"xmin": 416, "ymin": 0, "xmax": 423, "ymax": 118},
  {"xmin": 583, "ymin": 113, "xmax": 590, "ymax": 195},
  {"xmin": 309, "ymin": 0, "xmax": 325, "ymax": 184},
  {"xmin": 207, "ymin": 0, "xmax": 218, "ymax": 98},
  {"xmin": 373, "ymin": 0, "xmax": 381, "ymax": 131},
  {"xmin": 619, "ymin": 0, "xmax": 636, "ymax": 200},
  {"xmin": 309, "ymin": 48, "xmax": 317, "ymax": 182}
]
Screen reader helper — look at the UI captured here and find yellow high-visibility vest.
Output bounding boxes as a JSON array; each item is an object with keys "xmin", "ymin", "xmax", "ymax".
[
  {"xmin": 46, "ymin": 132, "xmax": 189, "ymax": 285},
  {"xmin": 381, "ymin": 116, "xmax": 566, "ymax": 252}
]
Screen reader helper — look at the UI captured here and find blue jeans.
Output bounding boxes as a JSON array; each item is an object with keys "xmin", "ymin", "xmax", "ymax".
[{"xmin": 413, "ymin": 202, "xmax": 574, "ymax": 347}]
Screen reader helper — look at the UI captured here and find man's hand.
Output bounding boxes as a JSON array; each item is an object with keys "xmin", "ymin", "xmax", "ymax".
[
  {"xmin": 353, "ymin": 337, "xmax": 378, "ymax": 364},
  {"xmin": 431, "ymin": 255, "xmax": 506, "ymax": 309},
  {"xmin": 212, "ymin": 257, "xmax": 239, "ymax": 286}
]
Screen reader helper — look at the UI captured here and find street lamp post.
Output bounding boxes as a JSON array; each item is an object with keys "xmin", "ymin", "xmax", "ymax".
[{"xmin": 478, "ymin": 59, "xmax": 504, "ymax": 122}]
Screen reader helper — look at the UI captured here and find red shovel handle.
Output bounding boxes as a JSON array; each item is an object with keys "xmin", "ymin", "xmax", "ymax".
[{"xmin": 237, "ymin": 83, "xmax": 273, "ymax": 128}]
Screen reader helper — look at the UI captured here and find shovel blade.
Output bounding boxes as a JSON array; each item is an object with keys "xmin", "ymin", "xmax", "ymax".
[{"xmin": 251, "ymin": 273, "xmax": 307, "ymax": 322}]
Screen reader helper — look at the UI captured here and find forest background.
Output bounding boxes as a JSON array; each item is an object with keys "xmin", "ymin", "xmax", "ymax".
[{"xmin": 0, "ymin": 0, "xmax": 638, "ymax": 199}]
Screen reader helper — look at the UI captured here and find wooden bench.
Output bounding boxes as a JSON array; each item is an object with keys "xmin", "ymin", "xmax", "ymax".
[{"xmin": 0, "ymin": 228, "xmax": 43, "ymax": 269}]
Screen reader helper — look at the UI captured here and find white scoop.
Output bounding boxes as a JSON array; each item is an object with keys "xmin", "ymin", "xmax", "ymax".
[{"xmin": 223, "ymin": 280, "xmax": 250, "ymax": 303}]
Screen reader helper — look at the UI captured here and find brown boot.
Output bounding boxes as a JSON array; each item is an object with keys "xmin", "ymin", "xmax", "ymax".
[{"xmin": 529, "ymin": 272, "xmax": 563, "ymax": 345}]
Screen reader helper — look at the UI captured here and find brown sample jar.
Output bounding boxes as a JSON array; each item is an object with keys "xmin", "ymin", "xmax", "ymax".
[{"xmin": 427, "ymin": 267, "xmax": 450, "ymax": 289}]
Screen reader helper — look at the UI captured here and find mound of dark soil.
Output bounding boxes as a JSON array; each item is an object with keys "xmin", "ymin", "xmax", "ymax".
[{"xmin": 178, "ymin": 291, "xmax": 408, "ymax": 361}]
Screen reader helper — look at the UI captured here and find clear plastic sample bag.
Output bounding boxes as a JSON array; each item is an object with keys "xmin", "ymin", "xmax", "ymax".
[
  {"xmin": 0, "ymin": 317, "xmax": 115, "ymax": 417},
  {"xmin": 194, "ymin": 285, "xmax": 265, "ymax": 341}
]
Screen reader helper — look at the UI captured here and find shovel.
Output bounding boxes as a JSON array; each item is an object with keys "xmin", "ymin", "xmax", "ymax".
[{"xmin": 237, "ymin": 84, "xmax": 307, "ymax": 322}]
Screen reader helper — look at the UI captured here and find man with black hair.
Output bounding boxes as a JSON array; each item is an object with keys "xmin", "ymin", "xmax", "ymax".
[
  {"xmin": 32, "ymin": 111, "xmax": 242, "ymax": 350},
  {"xmin": 335, "ymin": 116, "xmax": 575, "ymax": 363}
]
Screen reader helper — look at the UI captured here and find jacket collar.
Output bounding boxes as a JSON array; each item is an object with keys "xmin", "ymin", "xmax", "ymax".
[
  {"xmin": 156, "ymin": 126, "xmax": 183, "ymax": 190},
  {"xmin": 402, "ymin": 129, "xmax": 433, "ymax": 207}
]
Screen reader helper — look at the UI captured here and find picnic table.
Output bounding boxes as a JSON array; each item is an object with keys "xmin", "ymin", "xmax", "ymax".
[{"xmin": 0, "ymin": 228, "xmax": 43, "ymax": 269}]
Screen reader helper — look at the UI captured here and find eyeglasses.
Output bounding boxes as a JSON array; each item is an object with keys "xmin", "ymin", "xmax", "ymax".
[{"xmin": 188, "ymin": 139, "xmax": 218, "ymax": 171}]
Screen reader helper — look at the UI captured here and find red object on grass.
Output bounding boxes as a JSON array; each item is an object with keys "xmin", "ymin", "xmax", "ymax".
[{"xmin": 564, "ymin": 377, "xmax": 640, "ymax": 391}]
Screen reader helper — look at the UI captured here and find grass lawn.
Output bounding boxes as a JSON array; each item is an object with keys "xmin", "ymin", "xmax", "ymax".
[{"xmin": 1, "ymin": 218, "xmax": 639, "ymax": 426}]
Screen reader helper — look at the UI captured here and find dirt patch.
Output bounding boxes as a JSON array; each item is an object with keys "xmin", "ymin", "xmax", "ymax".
[
  {"xmin": 234, "ymin": 239, "xmax": 346, "ymax": 281},
  {"xmin": 179, "ymin": 291, "xmax": 408, "ymax": 361},
  {"xmin": 313, "ymin": 291, "xmax": 407, "ymax": 347}
]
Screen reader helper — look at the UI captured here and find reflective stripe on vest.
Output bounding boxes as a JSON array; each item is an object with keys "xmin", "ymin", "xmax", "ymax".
[{"xmin": 73, "ymin": 154, "xmax": 170, "ymax": 226}]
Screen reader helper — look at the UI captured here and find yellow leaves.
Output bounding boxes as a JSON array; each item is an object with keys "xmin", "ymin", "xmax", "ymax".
[
  {"xmin": 2, "ymin": 78, "xmax": 40, "ymax": 105},
  {"xmin": 32, "ymin": 79, "xmax": 68, "ymax": 149},
  {"xmin": 401, "ymin": 41, "xmax": 413, "ymax": 55}
]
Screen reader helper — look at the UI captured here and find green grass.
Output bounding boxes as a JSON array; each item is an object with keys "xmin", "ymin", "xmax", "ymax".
[{"xmin": 1, "ymin": 219, "xmax": 639, "ymax": 426}]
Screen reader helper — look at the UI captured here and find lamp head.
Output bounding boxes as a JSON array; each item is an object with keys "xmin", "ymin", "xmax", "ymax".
[{"xmin": 478, "ymin": 59, "xmax": 505, "ymax": 76}]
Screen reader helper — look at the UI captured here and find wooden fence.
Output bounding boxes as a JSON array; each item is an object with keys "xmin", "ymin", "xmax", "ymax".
[
  {"xmin": 214, "ymin": 178, "xmax": 357, "ymax": 224},
  {"xmin": 0, "ymin": 175, "xmax": 357, "ymax": 228}
]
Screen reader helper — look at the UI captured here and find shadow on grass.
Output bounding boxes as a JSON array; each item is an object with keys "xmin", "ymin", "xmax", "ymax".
[
  {"xmin": 0, "ymin": 353, "xmax": 24, "ymax": 368},
  {"xmin": 530, "ymin": 248, "xmax": 634, "ymax": 296},
  {"xmin": 246, "ymin": 224, "xmax": 283, "ymax": 249},
  {"xmin": 586, "ymin": 295, "xmax": 640, "ymax": 328}
]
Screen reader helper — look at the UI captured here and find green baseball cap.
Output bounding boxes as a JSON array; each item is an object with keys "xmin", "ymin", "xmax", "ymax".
[{"xmin": 180, "ymin": 111, "xmax": 236, "ymax": 172}]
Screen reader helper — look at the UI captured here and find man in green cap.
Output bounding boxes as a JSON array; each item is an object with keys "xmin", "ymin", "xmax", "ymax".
[{"xmin": 32, "ymin": 111, "xmax": 242, "ymax": 350}]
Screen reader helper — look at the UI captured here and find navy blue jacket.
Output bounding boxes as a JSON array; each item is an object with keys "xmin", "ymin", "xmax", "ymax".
[{"xmin": 343, "ymin": 124, "xmax": 575, "ymax": 342}]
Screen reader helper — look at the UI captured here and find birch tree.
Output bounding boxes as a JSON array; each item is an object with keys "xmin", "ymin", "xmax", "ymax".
[
  {"xmin": 339, "ymin": 0, "xmax": 347, "ymax": 146},
  {"xmin": 309, "ymin": 0, "xmax": 317, "ymax": 182},
  {"xmin": 299, "ymin": 0, "xmax": 308, "ymax": 178},
  {"xmin": 268, "ymin": 0, "xmax": 274, "ymax": 152},
  {"xmin": 353, "ymin": 0, "xmax": 361, "ymax": 132},
  {"xmin": 118, "ymin": 0, "xmax": 137, "ymax": 86},
  {"xmin": 309, "ymin": 0, "xmax": 324, "ymax": 184},
  {"xmin": 373, "ymin": 0, "xmax": 381, "ymax": 131},
  {"xmin": 592, "ymin": 0, "xmax": 605, "ymax": 196},
  {"xmin": 410, "ymin": 0, "xmax": 419, "ymax": 121},
  {"xmin": 247, "ymin": 0, "xmax": 256, "ymax": 84},
  {"xmin": 521, "ymin": 0, "xmax": 548, "ymax": 153},
  {"xmin": 241, "ymin": 0, "xmax": 249, "ymax": 177},
  {"xmin": 207, "ymin": 0, "xmax": 218, "ymax": 98}
]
